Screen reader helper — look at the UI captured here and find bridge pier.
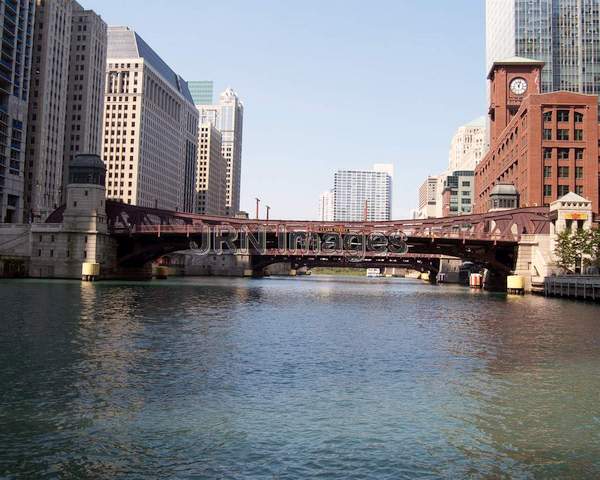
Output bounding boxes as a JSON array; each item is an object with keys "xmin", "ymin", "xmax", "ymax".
[{"xmin": 483, "ymin": 268, "xmax": 509, "ymax": 292}]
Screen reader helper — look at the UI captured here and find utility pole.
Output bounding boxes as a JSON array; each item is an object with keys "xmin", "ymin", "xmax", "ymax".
[
  {"xmin": 265, "ymin": 205, "xmax": 270, "ymax": 221},
  {"xmin": 255, "ymin": 197, "xmax": 260, "ymax": 219}
]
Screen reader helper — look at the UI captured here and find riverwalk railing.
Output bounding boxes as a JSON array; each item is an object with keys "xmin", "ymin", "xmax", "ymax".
[{"xmin": 544, "ymin": 275, "xmax": 600, "ymax": 301}]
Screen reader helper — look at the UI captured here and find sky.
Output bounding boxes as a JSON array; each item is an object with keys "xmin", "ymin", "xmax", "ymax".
[{"xmin": 84, "ymin": 0, "xmax": 487, "ymax": 220}]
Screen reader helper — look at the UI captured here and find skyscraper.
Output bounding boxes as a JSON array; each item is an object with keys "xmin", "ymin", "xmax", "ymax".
[
  {"xmin": 198, "ymin": 88, "xmax": 243, "ymax": 216},
  {"xmin": 0, "ymin": 0, "xmax": 35, "ymax": 223},
  {"xmin": 23, "ymin": 0, "xmax": 106, "ymax": 223},
  {"xmin": 196, "ymin": 122, "xmax": 226, "ymax": 215},
  {"xmin": 188, "ymin": 80, "xmax": 213, "ymax": 105},
  {"xmin": 62, "ymin": 1, "xmax": 107, "ymax": 202},
  {"xmin": 24, "ymin": 0, "xmax": 73, "ymax": 222},
  {"xmin": 333, "ymin": 164, "xmax": 393, "ymax": 221},
  {"xmin": 417, "ymin": 176, "xmax": 439, "ymax": 219},
  {"xmin": 448, "ymin": 117, "xmax": 487, "ymax": 171},
  {"xmin": 486, "ymin": 0, "xmax": 600, "ymax": 94},
  {"xmin": 103, "ymin": 26, "xmax": 199, "ymax": 212}
]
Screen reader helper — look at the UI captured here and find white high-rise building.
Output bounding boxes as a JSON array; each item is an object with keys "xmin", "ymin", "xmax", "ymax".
[
  {"xmin": 486, "ymin": 0, "xmax": 600, "ymax": 95},
  {"xmin": 196, "ymin": 122, "xmax": 226, "ymax": 216},
  {"xmin": 198, "ymin": 88, "xmax": 243, "ymax": 216},
  {"xmin": 448, "ymin": 117, "xmax": 486, "ymax": 171},
  {"xmin": 416, "ymin": 176, "xmax": 439, "ymax": 219},
  {"xmin": 319, "ymin": 190, "xmax": 334, "ymax": 221},
  {"xmin": 332, "ymin": 164, "xmax": 392, "ymax": 221},
  {"xmin": 102, "ymin": 27, "xmax": 199, "ymax": 212}
]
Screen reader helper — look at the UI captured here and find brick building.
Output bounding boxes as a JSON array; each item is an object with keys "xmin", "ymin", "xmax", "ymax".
[{"xmin": 475, "ymin": 58, "xmax": 600, "ymax": 214}]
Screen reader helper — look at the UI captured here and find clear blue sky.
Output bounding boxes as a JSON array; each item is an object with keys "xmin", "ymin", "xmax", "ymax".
[{"xmin": 84, "ymin": 0, "xmax": 487, "ymax": 219}]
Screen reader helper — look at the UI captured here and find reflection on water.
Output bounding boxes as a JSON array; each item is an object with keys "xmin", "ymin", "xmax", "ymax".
[{"xmin": 1, "ymin": 276, "xmax": 600, "ymax": 478}]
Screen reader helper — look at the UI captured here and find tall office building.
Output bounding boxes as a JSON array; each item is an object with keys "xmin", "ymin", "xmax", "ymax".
[
  {"xmin": 62, "ymin": 1, "xmax": 106, "ymax": 201},
  {"xmin": 198, "ymin": 88, "xmax": 243, "ymax": 216},
  {"xmin": 103, "ymin": 26, "xmax": 199, "ymax": 212},
  {"xmin": 416, "ymin": 176, "xmax": 439, "ymax": 219},
  {"xmin": 196, "ymin": 122, "xmax": 226, "ymax": 215},
  {"xmin": 23, "ymin": 0, "xmax": 105, "ymax": 222},
  {"xmin": 333, "ymin": 164, "xmax": 393, "ymax": 221},
  {"xmin": 318, "ymin": 189, "xmax": 334, "ymax": 221},
  {"xmin": 0, "ymin": 0, "xmax": 35, "ymax": 223},
  {"xmin": 189, "ymin": 80, "xmax": 213, "ymax": 105},
  {"xmin": 24, "ymin": 0, "xmax": 73, "ymax": 221},
  {"xmin": 448, "ymin": 117, "xmax": 487, "ymax": 171},
  {"xmin": 486, "ymin": 0, "xmax": 600, "ymax": 94}
]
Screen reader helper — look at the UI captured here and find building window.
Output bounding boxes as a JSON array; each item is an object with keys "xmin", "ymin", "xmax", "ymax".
[
  {"xmin": 575, "ymin": 129, "xmax": 583, "ymax": 141},
  {"xmin": 544, "ymin": 185, "xmax": 552, "ymax": 196},
  {"xmin": 576, "ymin": 166, "xmax": 583, "ymax": 179},
  {"xmin": 575, "ymin": 112, "xmax": 583, "ymax": 123},
  {"xmin": 543, "ymin": 129, "xmax": 552, "ymax": 140},
  {"xmin": 543, "ymin": 148, "xmax": 552, "ymax": 159},
  {"xmin": 543, "ymin": 111, "xmax": 552, "ymax": 122},
  {"xmin": 557, "ymin": 110, "xmax": 569, "ymax": 122},
  {"xmin": 557, "ymin": 129, "xmax": 569, "ymax": 140},
  {"xmin": 575, "ymin": 149, "xmax": 584, "ymax": 160},
  {"xmin": 558, "ymin": 148, "xmax": 569, "ymax": 160},
  {"xmin": 575, "ymin": 185, "xmax": 584, "ymax": 196},
  {"xmin": 558, "ymin": 185, "xmax": 569, "ymax": 197},
  {"xmin": 558, "ymin": 166, "xmax": 569, "ymax": 178},
  {"xmin": 544, "ymin": 166, "xmax": 552, "ymax": 178}
]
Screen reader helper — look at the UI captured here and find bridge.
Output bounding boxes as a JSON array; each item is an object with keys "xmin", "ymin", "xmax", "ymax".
[
  {"xmin": 43, "ymin": 199, "xmax": 552, "ymax": 288},
  {"xmin": 3, "ymin": 156, "xmax": 594, "ymax": 290}
]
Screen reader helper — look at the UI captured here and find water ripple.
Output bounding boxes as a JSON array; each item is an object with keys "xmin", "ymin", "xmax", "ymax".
[{"xmin": 1, "ymin": 277, "xmax": 600, "ymax": 478}]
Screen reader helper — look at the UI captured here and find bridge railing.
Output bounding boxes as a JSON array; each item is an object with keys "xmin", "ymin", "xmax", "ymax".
[{"xmin": 112, "ymin": 223, "xmax": 522, "ymax": 243}]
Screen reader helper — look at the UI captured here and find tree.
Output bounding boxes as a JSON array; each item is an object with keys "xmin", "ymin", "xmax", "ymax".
[
  {"xmin": 585, "ymin": 228, "xmax": 600, "ymax": 270},
  {"xmin": 554, "ymin": 228, "xmax": 600, "ymax": 273},
  {"xmin": 554, "ymin": 229, "xmax": 579, "ymax": 273}
]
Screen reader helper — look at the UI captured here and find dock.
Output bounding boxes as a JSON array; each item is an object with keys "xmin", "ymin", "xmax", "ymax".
[{"xmin": 544, "ymin": 276, "xmax": 600, "ymax": 301}]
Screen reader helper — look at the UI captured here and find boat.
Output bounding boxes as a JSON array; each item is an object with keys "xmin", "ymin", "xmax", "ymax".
[{"xmin": 366, "ymin": 268, "xmax": 383, "ymax": 278}]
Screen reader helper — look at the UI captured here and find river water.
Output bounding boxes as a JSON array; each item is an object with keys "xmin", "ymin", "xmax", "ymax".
[{"xmin": 1, "ymin": 276, "xmax": 600, "ymax": 479}]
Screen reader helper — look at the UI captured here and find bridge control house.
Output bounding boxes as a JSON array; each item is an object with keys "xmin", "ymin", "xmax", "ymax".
[{"xmin": 475, "ymin": 57, "xmax": 600, "ymax": 214}]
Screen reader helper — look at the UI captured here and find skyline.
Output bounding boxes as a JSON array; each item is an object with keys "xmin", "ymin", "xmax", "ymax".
[{"xmin": 82, "ymin": 0, "xmax": 487, "ymax": 220}]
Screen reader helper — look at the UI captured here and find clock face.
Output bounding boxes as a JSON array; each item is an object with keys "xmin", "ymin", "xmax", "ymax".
[{"xmin": 510, "ymin": 77, "xmax": 528, "ymax": 95}]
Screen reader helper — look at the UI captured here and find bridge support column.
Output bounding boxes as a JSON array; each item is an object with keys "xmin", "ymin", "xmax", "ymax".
[{"xmin": 483, "ymin": 268, "xmax": 508, "ymax": 292}]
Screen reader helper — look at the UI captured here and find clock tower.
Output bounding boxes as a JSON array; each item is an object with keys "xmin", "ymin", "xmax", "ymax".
[{"xmin": 488, "ymin": 57, "xmax": 544, "ymax": 145}]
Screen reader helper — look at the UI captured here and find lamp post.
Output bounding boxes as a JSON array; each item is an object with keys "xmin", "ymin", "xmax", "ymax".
[
  {"xmin": 255, "ymin": 197, "xmax": 260, "ymax": 219},
  {"xmin": 265, "ymin": 205, "xmax": 270, "ymax": 221}
]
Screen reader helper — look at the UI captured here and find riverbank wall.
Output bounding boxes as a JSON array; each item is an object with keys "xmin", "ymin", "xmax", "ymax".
[{"xmin": 544, "ymin": 275, "xmax": 600, "ymax": 301}]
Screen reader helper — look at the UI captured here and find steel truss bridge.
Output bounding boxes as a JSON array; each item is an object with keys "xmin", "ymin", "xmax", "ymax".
[{"xmin": 48, "ymin": 201, "xmax": 552, "ymax": 279}]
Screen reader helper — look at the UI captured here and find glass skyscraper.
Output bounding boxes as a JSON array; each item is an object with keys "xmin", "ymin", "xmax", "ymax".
[
  {"xmin": 486, "ymin": 0, "xmax": 600, "ymax": 94},
  {"xmin": 188, "ymin": 81, "xmax": 214, "ymax": 105}
]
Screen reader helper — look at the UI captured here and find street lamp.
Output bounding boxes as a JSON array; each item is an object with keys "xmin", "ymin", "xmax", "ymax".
[
  {"xmin": 255, "ymin": 197, "xmax": 260, "ymax": 219},
  {"xmin": 265, "ymin": 205, "xmax": 270, "ymax": 221}
]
